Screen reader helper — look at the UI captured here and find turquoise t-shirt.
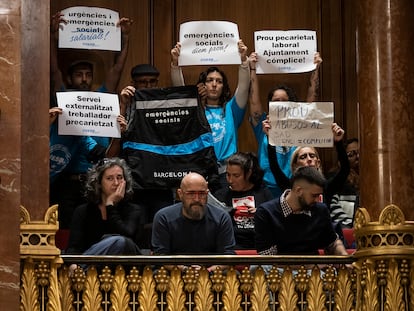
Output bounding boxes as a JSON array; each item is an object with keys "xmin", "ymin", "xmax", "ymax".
[
  {"xmin": 205, "ymin": 96, "xmax": 246, "ymax": 163},
  {"xmin": 253, "ymin": 113, "xmax": 296, "ymax": 198}
]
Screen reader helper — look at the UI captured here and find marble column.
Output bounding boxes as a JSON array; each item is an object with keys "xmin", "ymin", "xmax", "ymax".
[
  {"xmin": 357, "ymin": 0, "xmax": 414, "ymax": 220},
  {"xmin": 0, "ymin": 1, "xmax": 22, "ymax": 309},
  {"xmin": 0, "ymin": 0, "xmax": 49, "ymax": 309}
]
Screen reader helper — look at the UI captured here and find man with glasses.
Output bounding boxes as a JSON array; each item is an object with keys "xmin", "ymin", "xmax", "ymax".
[{"xmin": 151, "ymin": 172, "xmax": 235, "ymax": 271}]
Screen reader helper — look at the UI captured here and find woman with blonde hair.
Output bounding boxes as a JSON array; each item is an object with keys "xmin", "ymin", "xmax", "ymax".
[{"xmin": 264, "ymin": 121, "xmax": 349, "ymax": 204}]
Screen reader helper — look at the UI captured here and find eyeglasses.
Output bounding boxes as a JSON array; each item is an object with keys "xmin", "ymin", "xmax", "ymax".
[
  {"xmin": 133, "ymin": 78, "xmax": 158, "ymax": 87},
  {"xmin": 347, "ymin": 150, "xmax": 359, "ymax": 158},
  {"xmin": 183, "ymin": 191, "xmax": 209, "ymax": 199}
]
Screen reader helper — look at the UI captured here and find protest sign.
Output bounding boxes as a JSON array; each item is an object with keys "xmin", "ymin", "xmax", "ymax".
[
  {"xmin": 268, "ymin": 101, "xmax": 333, "ymax": 147},
  {"xmin": 178, "ymin": 21, "xmax": 240, "ymax": 66},
  {"xmin": 59, "ymin": 6, "xmax": 120, "ymax": 51},
  {"xmin": 56, "ymin": 91, "xmax": 121, "ymax": 138},
  {"xmin": 254, "ymin": 30, "xmax": 316, "ymax": 74},
  {"xmin": 122, "ymin": 86, "xmax": 218, "ymax": 189}
]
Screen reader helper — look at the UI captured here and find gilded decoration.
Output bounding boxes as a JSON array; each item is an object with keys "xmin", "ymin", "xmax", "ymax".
[{"xmin": 19, "ymin": 204, "xmax": 414, "ymax": 310}]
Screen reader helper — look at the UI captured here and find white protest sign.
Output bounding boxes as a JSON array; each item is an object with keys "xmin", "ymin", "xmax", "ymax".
[
  {"xmin": 56, "ymin": 91, "xmax": 121, "ymax": 138},
  {"xmin": 268, "ymin": 101, "xmax": 334, "ymax": 147},
  {"xmin": 254, "ymin": 30, "xmax": 316, "ymax": 74},
  {"xmin": 59, "ymin": 6, "xmax": 120, "ymax": 51},
  {"xmin": 179, "ymin": 21, "xmax": 240, "ymax": 66}
]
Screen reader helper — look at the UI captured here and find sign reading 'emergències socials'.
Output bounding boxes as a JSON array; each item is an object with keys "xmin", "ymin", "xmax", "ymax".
[
  {"xmin": 178, "ymin": 21, "xmax": 240, "ymax": 66},
  {"xmin": 254, "ymin": 30, "xmax": 316, "ymax": 74},
  {"xmin": 56, "ymin": 91, "xmax": 121, "ymax": 138},
  {"xmin": 58, "ymin": 6, "xmax": 121, "ymax": 51},
  {"xmin": 268, "ymin": 101, "xmax": 334, "ymax": 147}
]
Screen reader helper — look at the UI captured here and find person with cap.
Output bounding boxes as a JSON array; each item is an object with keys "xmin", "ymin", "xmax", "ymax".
[
  {"xmin": 105, "ymin": 63, "xmax": 177, "ymax": 249},
  {"xmin": 49, "ymin": 11, "xmax": 133, "ymax": 229}
]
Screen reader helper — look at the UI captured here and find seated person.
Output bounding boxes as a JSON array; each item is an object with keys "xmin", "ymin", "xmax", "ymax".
[
  {"xmin": 214, "ymin": 152, "xmax": 273, "ymax": 250},
  {"xmin": 66, "ymin": 157, "xmax": 143, "ymax": 258},
  {"xmin": 265, "ymin": 121, "xmax": 350, "ymax": 205},
  {"xmin": 151, "ymin": 172, "xmax": 235, "ymax": 272},
  {"xmin": 255, "ymin": 166, "xmax": 348, "ymax": 255}
]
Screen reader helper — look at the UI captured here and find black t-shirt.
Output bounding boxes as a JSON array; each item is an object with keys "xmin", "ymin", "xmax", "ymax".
[{"xmin": 215, "ymin": 186, "xmax": 273, "ymax": 249}]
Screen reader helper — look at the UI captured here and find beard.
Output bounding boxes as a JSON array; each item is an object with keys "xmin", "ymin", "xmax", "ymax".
[
  {"xmin": 183, "ymin": 202, "xmax": 205, "ymax": 220},
  {"xmin": 298, "ymin": 195, "xmax": 314, "ymax": 211}
]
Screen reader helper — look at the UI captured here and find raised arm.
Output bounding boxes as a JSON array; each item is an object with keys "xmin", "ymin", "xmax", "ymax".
[
  {"xmin": 263, "ymin": 117, "xmax": 291, "ymax": 191},
  {"xmin": 170, "ymin": 42, "xmax": 185, "ymax": 86},
  {"xmin": 106, "ymin": 86, "xmax": 134, "ymax": 157},
  {"xmin": 248, "ymin": 52, "xmax": 265, "ymax": 128},
  {"xmin": 50, "ymin": 12, "xmax": 66, "ymax": 92},
  {"xmin": 306, "ymin": 52, "xmax": 322, "ymax": 102},
  {"xmin": 104, "ymin": 17, "xmax": 133, "ymax": 93},
  {"xmin": 234, "ymin": 40, "xmax": 250, "ymax": 109},
  {"xmin": 325, "ymin": 123, "xmax": 350, "ymax": 203}
]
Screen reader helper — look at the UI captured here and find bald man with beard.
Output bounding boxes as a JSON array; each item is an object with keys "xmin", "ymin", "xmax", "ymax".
[{"xmin": 151, "ymin": 172, "xmax": 235, "ymax": 272}]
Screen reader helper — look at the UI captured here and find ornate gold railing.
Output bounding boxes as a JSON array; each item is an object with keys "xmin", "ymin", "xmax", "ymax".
[
  {"xmin": 20, "ymin": 204, "xmax": 414, "ymax": 311},
  {"xmin": 22, "ymin": 255, "xmax": 355, "ymax": 311}
]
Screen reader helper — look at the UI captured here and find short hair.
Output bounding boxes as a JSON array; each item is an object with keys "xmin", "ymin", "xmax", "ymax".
[
  {"xmin": 68, "ymin": 60, "xmax": 94, "ymax": 76},
  {"xmin": 84, "ymin": 157, "xmax": 134, "ymax": 204},
  {"xmin": 291, "ymin": 166, "xmax": 326, "ymax": 188},
  {"xmin": 197, "ymin": 66, "xmax": 231, "ymax": 106},
  {"xmin": 226, "ymin": 152, "xmax": 264, "ymax": 188},
  {"xmin": 345, "ymin": 138, "xmax": 359, "ymax": 147},
  {"xmin": 130, "ymin": 64, "xmax": 160, "ymax": 79},
  {"xmin": 267, "ymin": 84, "xmax": 298, "ymax": 102}
]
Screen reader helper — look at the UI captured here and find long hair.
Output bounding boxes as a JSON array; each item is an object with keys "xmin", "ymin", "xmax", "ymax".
[
  {"xmin": 197, "ymin": 66, "xmax": 232, "ymax": 107},
  {"xmin": 84, "ymin": 157, "xmax": 134, "ymax": 204},
  {"xmin": 267, "ymin": 84, "xmax": 298, "ymax": 102},
  {"xmin": 290, "ymin": 147, "xmax": 322, "ymax": 174},
  {"xmin": 226, "ymin": 152, "xmax": 264, "ymax": 189}
]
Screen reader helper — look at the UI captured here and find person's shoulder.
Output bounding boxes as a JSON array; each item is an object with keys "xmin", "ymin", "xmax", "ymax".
[
  {"xmin": 155, "ymin": 202, "xmax": 181, "ymax": 217},
  {"xmin": 256, "ymin": 197, "xmax": 280, "ymax": 214},
  {"xmin": 260, "ymin": 197, "xmax": 279, "ymax": 207},
  {"xmin": 312, "ymin": 202, "xmax": 331, "ymax": 217},
  {"xmin": 206, "ymin": 203, "xmax": 232, "ymax": 219},
  {"xmin": 213, "ymin": 187, "xmax": 229, "ymax": 199}
]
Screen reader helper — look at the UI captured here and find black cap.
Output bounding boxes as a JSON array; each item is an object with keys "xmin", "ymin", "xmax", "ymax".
[
  {"xmin": 68, "ymin": 60, "xmax": 94, "ymax": 75},
  {"xmin": 130, "ymin": 64, "xmax": 160, "ymax": 78}
]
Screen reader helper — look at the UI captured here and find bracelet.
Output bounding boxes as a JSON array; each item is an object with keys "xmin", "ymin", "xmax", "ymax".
[{"xmin": 250, "ymin": 68, "xmax": 256, "ymax": 71}]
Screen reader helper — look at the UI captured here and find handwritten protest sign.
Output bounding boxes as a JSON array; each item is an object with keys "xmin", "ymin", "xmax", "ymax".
[
  {"xmin": 268, "ymin": 101, "xmax": 333, "ymax": 147},
  {"xmin": 178, "ymin": 21, "xmax": 240, "ymax": 66},
  {"xmin": 56, "ymin": 91, "xmax": 121, "ymax": 138},
  {"xmin": 254, "ymin": 30, "xmax": 316, "ymax": 74},
  {"xmin": 59, "ymin": 6, "xmax": 120, "ymax": 51}
]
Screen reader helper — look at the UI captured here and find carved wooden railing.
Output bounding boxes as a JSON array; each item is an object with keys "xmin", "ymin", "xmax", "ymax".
[{"xmin": 20, "ymin": 204, "xmax": 414, "ymax": 311}]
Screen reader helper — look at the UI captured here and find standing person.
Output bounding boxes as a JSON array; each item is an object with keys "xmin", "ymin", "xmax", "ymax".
[
  {"xmin": 214, "ymin": 152, "xmax": 273, "ymax": 250},
  {"xmin": 49, "ymin": 12, "xmax": 133, "ymax": 228},
  {"xmin": 152, "ymin": 172, "xmax": 235, "ymax": 272},
  {"xmin": 264, "ymin": 121, "xmax": 350, "ymax": 205},
  {"xmin": 170, "ymin": 40, "xmax": 250, "ymax": 186},
  {"xmin": 106, "ymin": 64, "xmax": 176, "ymax": 249},
  {"xmin": 248, "ymin": 51, "xmax": 322, "ymax": 198},
  {"xmin": 254, "ymin": 166, "xmax": 348, "ymax": 255},
  {"xmin": 50, "ymin": 11, "xmax": 133, "ymax": 94},
  {"xmin": 329, "ymin": 138, "xmax": 360, "ymax": 228},
  {"xmin": 66, "ymin": 157, "xmax": 143, "ymax": 256}
]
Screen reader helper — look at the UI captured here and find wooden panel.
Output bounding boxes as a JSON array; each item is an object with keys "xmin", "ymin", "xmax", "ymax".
[
  {"xmin": 161, "ymin": 0, "xmax": 324, "ymax": 153},
  {"xmin": 49, "ymin": 0, "xmax": 357, "ymax": 170},
  {"xmin": 50, "ymin": 0, "xmax": 150, "ymax": 93}
]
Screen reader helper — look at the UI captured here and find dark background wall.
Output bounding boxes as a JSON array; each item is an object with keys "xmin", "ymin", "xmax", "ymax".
[{"xmin": 51, "ymin": 0, "xmax": 358, "ymax": 172}]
